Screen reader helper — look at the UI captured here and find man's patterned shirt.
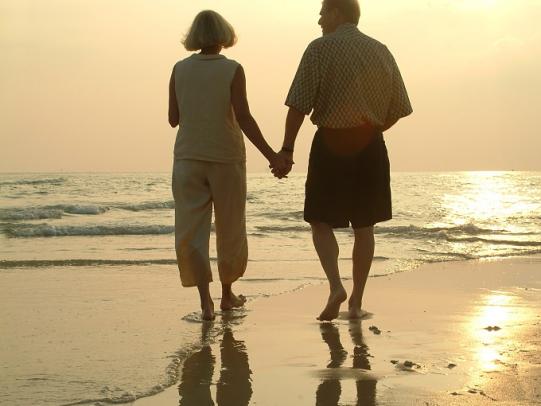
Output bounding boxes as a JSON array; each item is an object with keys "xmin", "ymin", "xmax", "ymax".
[{"xmin": 286, "ymin": 23, "xmax": 412, "ymax": 129}]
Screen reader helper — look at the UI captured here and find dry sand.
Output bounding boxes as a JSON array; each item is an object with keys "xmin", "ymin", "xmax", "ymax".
[{"xmin": 134, "ymin": 256, "xmax": 541, "ymax": 405}]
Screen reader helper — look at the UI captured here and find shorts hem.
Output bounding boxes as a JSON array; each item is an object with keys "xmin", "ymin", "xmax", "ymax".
[{"xmin": 304, "ymin": 214, "xmax": 392, "ymax": 229}]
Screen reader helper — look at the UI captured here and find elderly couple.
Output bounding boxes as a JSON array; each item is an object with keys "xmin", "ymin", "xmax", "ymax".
[{"xmin": 168, "ymin": 0, "xmax": 412, "ymax": 321}]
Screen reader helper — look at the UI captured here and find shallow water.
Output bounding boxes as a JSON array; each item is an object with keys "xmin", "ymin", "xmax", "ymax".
[{"xmin": 1, "ymin": 172, "xmax": 540, "ymax": 267}]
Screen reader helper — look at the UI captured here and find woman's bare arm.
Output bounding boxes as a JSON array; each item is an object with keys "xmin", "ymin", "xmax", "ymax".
[
  {"xmin": 231, "ymin": 65, "xmax": 277, "ymax": 163},
  {"xmin": 168, "ymin": 67, "xmax": 179, "ymax": 128}
]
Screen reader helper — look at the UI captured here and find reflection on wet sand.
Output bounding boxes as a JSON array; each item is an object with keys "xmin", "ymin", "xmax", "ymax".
[
  {"xmin": 177, "ymin": 315, "xmax": 252, "ymax": 406},
  {"xmin": 316, "ymin": 322, "xmax": 377, "ymax": 406},
  {"xmin": 217, "ymin": 327, "xmax": 252, "ymax": 405},
  {"xmin": 467, "ymin": 290, "xmax": 535, "ymax": 395},
  {"xmin": 178, "ymin": 323, "xmax": 215, "ymax": 406}
]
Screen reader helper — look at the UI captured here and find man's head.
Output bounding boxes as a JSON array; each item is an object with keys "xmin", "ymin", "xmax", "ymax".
[{"xmin": 318, "ymin": 0, "xmax": 360, "ymax": 35}]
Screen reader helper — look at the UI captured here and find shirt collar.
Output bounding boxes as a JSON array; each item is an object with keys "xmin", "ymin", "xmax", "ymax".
[
  {"xmin": 335, "ymin": 23, "xmax": 358, "ymax": 34},
  {"xmin": 191, "ymin": 53, "xmax": 226, "ymax": 61}
]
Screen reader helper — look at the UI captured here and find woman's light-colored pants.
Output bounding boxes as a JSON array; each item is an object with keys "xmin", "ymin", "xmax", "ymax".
[{"xmin": 172, "ymin": 159, "xmax": 248, "ymax": 287}]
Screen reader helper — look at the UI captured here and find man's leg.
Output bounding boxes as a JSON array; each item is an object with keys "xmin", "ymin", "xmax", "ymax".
[
  {"xmin": 311, "ymin": 222, "xmax": 347, "ymax": 320},
  {"xmin": 348, "ymin": 226, "xmax": 375, "ymax": 318}
]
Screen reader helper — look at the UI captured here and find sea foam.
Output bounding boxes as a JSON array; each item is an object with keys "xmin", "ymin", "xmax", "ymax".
[{"xmin": 5, "ymin": 224, "xmax": 175, "ymax": 237}]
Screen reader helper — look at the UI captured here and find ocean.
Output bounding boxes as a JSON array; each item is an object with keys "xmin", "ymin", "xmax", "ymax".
[{"xmin": 1, "ymin": 171, "xmax": 540, "ymax": 405}]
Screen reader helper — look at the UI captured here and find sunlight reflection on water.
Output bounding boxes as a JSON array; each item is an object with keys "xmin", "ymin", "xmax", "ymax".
[{"xmin": 441, "ymin": 172, "xmax": 539, "ymax": 226}]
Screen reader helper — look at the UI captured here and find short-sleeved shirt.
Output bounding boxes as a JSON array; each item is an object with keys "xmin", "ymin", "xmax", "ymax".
[{"xmin": 286, "ymin": 23, "xmax": 412, "ymax": 129}]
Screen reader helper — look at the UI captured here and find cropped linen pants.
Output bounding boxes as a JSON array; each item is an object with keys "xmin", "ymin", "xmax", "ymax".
[{"xmin": 172, "ymin": 159, "xmax": 248, "ymax": 287}]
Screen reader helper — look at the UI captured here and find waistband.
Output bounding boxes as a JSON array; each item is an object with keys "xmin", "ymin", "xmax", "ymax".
[
  {"xmin": 317, "ymin": 123, "xmax": 379, "ymax": 137},
  {"xmin": 315, "ymin": 125, "xmax": 382, "ymax": 156}
]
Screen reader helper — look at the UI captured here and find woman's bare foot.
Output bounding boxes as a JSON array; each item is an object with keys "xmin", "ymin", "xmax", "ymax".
[
  {"xmin": 317, "ymin": 287, "xmax": 347, "ymax": 321},
  {"xmin": 220, "ymin": 293, "xmax": 247, "ymax": 311},
  {"xmin": 201, "ymin": 299, "xmax": 215, "ymax": 321}
]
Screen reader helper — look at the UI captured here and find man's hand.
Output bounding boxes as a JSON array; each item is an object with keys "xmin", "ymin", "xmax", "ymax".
[{"xmin": 269, "ymin": 151, "xmax": 294, "ymax": 179}]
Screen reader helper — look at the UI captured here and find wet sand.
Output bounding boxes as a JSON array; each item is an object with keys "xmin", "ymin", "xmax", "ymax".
[{"xmin": 134, "ymin": 256, "xmax": 541, "ymax": 405}]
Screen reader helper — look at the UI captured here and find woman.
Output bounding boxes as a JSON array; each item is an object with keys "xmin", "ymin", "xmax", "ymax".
[{"xmin": 169, "ymin": 10, "xmax": 286, "ymax": 321}]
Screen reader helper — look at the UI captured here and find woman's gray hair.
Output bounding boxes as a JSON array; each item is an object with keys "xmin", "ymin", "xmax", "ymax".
[
  {"xmin": 183, "ymin": 10, "xmax": 237, "ymax": 51},
  {"xmin": 323, "ymin": 0, "xmax": 361, "ymax": 24}
]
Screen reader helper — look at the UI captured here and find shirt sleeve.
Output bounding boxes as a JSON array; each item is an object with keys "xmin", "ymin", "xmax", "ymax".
[
  {"xmin": 285, "ymin": 42, "xmax": 320, "ymax": 115},
  {"xmin": 385, "ymin": 52, "xmax": 413, "ymax": 125}
]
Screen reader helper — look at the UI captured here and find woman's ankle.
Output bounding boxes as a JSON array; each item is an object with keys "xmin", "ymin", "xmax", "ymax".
[{"xmin": 221, "ymin": 283, "xmax": 233, "ymax": 297}]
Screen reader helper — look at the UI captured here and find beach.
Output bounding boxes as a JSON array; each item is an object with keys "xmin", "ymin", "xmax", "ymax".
[
  {"xmin": 131, "ymin": 256, "xmax": 541, "ymax": 405},
  {"xmin": 4, "ymin": 255, "xmax": 539, "ymax": 405}
]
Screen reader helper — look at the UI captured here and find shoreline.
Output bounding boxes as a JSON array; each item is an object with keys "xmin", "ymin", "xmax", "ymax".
[{"xmin": 133, "ymin": 255, "xmax": 541, "ymax": 405}]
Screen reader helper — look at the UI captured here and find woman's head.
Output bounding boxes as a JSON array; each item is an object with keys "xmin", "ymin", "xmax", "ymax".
[{"xmin": 183, "ymin": 10, "xmax": 237, "ymax": 52}]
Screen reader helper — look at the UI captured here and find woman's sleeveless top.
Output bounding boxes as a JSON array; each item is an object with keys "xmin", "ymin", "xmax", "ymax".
[{"xmin": 173, "ymin": 54, "xmax": 245, "ymax": 163}]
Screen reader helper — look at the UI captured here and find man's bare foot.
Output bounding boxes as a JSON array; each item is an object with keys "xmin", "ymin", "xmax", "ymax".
[
  {"xmin": 201, "ymin": 300, "xmax": 215, "ymax": 321},
  {"xmin": 348, "ymin": 296, "xmax": 367, "ymax": 319},
  {"xmin": 317, "ymin": 288, "xmax": 347, "ymax": 321},
  {"xmin": 348, "ymin": 306, "xmax": 368, "ymax": 319},
  {"xmin": 220, "ymin": 293, "xmax": 247, "ymax": 311}
]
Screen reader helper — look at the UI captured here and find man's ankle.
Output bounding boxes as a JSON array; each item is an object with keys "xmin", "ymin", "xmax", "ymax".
[{"xmin": 329, "ymin": 283, "xmax": 344, "ymax": 292}]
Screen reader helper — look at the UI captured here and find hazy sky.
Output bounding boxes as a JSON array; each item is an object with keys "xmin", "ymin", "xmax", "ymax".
[{"xmin": 1, "ymin": 0, "xmax": 540, "ymax": 172}]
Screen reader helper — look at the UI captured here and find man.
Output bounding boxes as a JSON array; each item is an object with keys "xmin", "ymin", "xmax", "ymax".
[{"xmin": 274, "ymin": 0, "xmax": 412, "ymax": 320}]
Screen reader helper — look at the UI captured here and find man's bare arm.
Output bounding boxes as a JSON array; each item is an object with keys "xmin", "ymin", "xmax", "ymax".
[
  {"xmin": 273, "ymin": 107, "xmax": 305, "ymax": 178},
  {"xmin": 282, "ymin": 107, "xmax": 305, "ymax": 151}
]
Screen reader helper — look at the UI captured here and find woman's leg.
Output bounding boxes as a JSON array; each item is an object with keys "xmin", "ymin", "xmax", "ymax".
[
  {"xmin": 197, "ymin": 282, "xmax": 215, "ymax": 321},
  {"xmin": 172, "ymin": 160, "xmax": 214, "ymax": 319},
  {"xmin": 208, "ymin": 162, "xmax": 248, "ymax": 310}
]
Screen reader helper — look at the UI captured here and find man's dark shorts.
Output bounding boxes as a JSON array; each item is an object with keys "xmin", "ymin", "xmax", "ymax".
[{"xmin": 304, "ymin": 126, "xmax": 392, "ymax": 229}]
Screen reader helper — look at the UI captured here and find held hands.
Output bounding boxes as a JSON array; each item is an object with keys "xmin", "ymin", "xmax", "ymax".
[{"xmin": 269, "ymin": 151, "xmax": 294, "ymax": 179}]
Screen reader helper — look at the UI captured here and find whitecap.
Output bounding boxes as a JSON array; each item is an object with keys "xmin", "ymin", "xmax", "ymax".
[{"xmin": 4, "ymin": 223, "xmax": 175, "ymax": 238}]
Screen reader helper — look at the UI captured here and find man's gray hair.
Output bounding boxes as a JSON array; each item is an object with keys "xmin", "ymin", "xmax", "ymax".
[{"xmin": 323, "ymin": 0, "xmax": 361, "ymax": 24}]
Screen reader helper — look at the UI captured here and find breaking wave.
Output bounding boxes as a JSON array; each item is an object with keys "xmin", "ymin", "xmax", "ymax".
[
  {"xmin": 4, "ymin": 224, "xmax": 175, "ymax": 237},
  {"xmin": 0, "ymin": 177, "xmax": 67, "ymax": 186},
  {"xmin": 0, "ymin": 201, "xmax": 175, "ymax": 221},
  {"xmin": 0, "ymin": 205, "xmax": 109, "ymax": 220},
  {"xmin": 117, "ymin": 201, "xmax": 175, "ymax": 211}
]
